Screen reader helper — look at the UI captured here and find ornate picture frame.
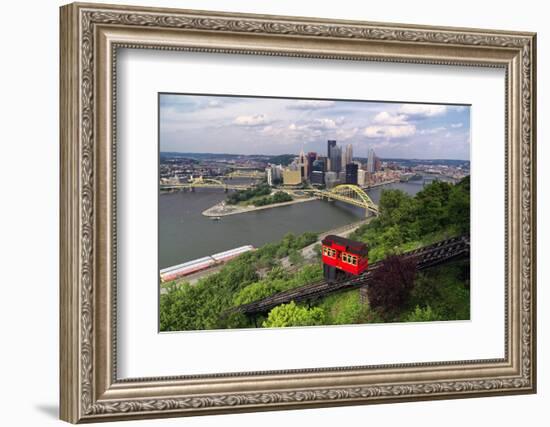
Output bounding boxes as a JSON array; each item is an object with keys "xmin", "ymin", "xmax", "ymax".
[{"xmin": 60, "ymin": 2, "xmax": 536, "ymax": 423}]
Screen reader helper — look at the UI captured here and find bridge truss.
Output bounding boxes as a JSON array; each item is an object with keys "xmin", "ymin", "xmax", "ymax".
[
  {"xmin": 226, "ymin": 170, "xmax": 265, "ymax": 179},
  {"xmin": 160, "ymin": 176, "xmax": 251, "ymax": 191},
  {"xmin": 310, "ymin": 184, "xmax": 379, "ymax": 216}
]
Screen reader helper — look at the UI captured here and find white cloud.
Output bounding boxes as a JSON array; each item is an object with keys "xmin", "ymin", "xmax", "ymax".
[
  {"xmin": 419, "ymin": 126, "xmax": 446, "ymax": 135},
  {"xmin": 373, "ymin": 111, "xmax": 408, "ymax": 125},
  {"xmin": 312, "ymin": 118, "xmax": 337, "ymax": 129},
  {"xmin": 399, "ymin": 104, "xmax": 447, "ymax": 117},
  {"xmin": 260, "ymin": 125, "xmax": 287, "ymax": 137},
  {"xmin": 451, "ymin": 123, "xmax": 464, "ymax": 128},
  {"xmin": 208, "ymin": 100, "xmax": 222, "ymax": 108},
  {"xmin": 364, "ymin": 124, "xmax": 416, "ymax": 139},
  {"xmin": 288, "ymin": 123, "xmax": 309, "ymax": 131},
  {"xmin": 288, "ymin": 100, "xmax": 336, "ymax": 110},
  {"xmin": 336, "ymin": 127, "xmax": 359, "ymax": 140},
  {"xmin": 260, "ymin": 125, "xmax": 274, "ymax": 134},
  {"xmin": 233, "ymin": 114, "xmax": 270, "ymax": 126}
]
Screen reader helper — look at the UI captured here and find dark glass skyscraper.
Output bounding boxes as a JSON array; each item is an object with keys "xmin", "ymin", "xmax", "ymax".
[
  {"xmin": 327, "ymin": 140, "xmax": 337, "ymax": 157},
  {"xmin": 345, "ymin": 163, "xmax": 358, "ymax": 185},
  {"xmin": 311, "ymin": 158, "xmax": 326, "ymax": 186},
  {"xmin": 307, "ymin": 152, "xmax": 317, "ymax": 180},
  {"xmin": 327, "ymin": 140, "xmax": 341, "ymax": 173}
]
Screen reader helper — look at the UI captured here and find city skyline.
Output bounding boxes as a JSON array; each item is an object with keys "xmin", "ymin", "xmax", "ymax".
[{"xmin": 160, "ymin": 94, "xmax": 471, "ymax": 160}]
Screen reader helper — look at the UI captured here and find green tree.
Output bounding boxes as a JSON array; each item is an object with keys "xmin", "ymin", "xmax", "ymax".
[
  {"xmin": 296, "ymin": 231, "xmax": 318, "ymax": 248},
  {"xmin": 409, "ymin": 263, "xmax": 470, "ymax": 321},
  {"xmin": 378, "ymin": 189, "xmax": 411, "ymax": 228},
  {"xmin": 403, "ymin": 305, "xmax": 441, "ymax": 322},
  {"xmin": 262, "ymin": 301, "xmax": 325, "ymax": 328},
  {"xmin": 233, "ymin": 282, "xmax": 275, "ymax": 306},
  {"xmin": 415, "ymin": 181, "xmax": 453, "ymax": 234},
  {"xmin": 272, "ymin": 191, "xmax": 292, "ymax": 203},
  {"xmin": 367, "ymin": 255, "xmax": 417, "ymax": 319},
  {"xmin": 226, "ymin": 183, "xmax": 271, "ymax": 204},
  {"xmin": 289, "ymin": 264, "xmax": 323, "ymax": 286},
  {"xmin": 321, "ymin": 290, "xmax": 369, "ymax": 325},
  {"xmin": 288, "ymin": 249, "xmax": 304, "ymax": 266},
  {"xmin": 447, "ymin": 176, "xmax": 470, "ymax": 234}
]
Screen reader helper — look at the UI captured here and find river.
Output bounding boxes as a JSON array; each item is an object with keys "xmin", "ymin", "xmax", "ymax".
[{"xmin": 158, "ymin": 176, "xmax": 452, "ymax": 269}]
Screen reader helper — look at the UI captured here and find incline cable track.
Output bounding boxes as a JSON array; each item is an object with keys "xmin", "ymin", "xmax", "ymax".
[{"xmin": 226, "ymin": 234, "xmax": 470, "ymax": 316}]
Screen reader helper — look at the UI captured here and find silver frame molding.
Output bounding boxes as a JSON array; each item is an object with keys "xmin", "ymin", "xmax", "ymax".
[{"xmin": 60, "ymin": 2, "xmax": 537, "ymax": 423}]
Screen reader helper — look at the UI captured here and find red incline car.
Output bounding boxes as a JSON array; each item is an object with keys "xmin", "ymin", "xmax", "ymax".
[{"xmin": 321, "ymin": 235, "xmax": 369, "ymax": 282}]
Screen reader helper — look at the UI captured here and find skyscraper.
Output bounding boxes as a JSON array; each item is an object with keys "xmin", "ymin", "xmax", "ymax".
[
  {"xmin": 311, "ymin": 158, "xmax": 326, "ymax": 186},
  {"xmin": 345, "ymin": 163, "xmax": 358, "ymax": 185},
  {"xmin": 326, "ymin": 140, "xmax": 341, "ymax": 173},
  {"xmin": 307, "ymin": 152, "xmax": 317, "ymax": 180},
  {"xmin": 366, "ymin": 148, "xmax": 376, "ymax": 173},
  {"xmin": 342, "ymin": 144, "xmax": 353, "ymax": 169},
  {"xmin": 298, "ymin": 148, "xmax": 308, "ymax": 180},
  {"xmin": 358, "ymin": 168, "xmax": 367, "ymax": 187},
  {"xmin": 327, "ymin": 140, "xmax": 337, "ymax": 158}
]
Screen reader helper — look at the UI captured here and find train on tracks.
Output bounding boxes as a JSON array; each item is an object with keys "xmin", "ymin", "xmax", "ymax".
[
  {"xmin": 160, "ymin": 245, "xmax": 255, "ymax": 282},
  {"xmin": 321, "ymin": 235, "xmax": 369, "ymax": 282}
]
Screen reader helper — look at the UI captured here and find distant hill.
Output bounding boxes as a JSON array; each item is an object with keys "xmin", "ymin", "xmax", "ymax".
[
  {"xmin": 160, "ymin": 152, "xmax": 468, "ymax": 167},
  {"xmin": 160, "ymin": 151, "xmax": 296, "ymax": 166},
  {"xmin": 355, "ymin": 157, "xmax": 470, "ymax": 167}
]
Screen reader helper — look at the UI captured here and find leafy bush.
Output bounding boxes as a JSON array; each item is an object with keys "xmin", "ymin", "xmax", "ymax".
[
  {"xmin": 288, "ymin": 249, "xmax": 304, "ymax": 266},
  {"xmin": 320, "ymin": 290, "xmax": 370, "ymax": 325},
  {"xmin": 262, "ymin": 301, "xmax": 325, "ymax": 328},
  {"xmin": 233, "ymin": 282, "xmax": 277, "ymax": 306},
  {"xmin": 403, "ymin": 305, "xmax": 441, "ymax": 322},
  {"xmin": 408, "ymin": 262, "xmax": 470, "ymax": 320}
]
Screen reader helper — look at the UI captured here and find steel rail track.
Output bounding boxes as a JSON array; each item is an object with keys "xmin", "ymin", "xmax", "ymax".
[{"xmin": 226, "ymin": 234, "xmax": 470, "ymax": 316}]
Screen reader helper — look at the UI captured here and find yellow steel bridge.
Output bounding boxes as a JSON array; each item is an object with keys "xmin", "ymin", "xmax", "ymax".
[
  {"xmin": 160, "ymin": 177, "xmax": 251, "ymax": 191},
  {"xmin": 304, "ymin": 184, "xmax": 379, "ymax": 217},
  {"xmin": 226, "ymin": 170, "xmax": 265, "ymax": 179}
]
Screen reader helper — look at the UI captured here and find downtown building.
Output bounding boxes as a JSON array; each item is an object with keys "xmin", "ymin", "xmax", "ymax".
[
  {"xmin": 265, "ymin": 164, "xmax": 284, "ymax": 186},
  {"xmin": 357, "ymin": 168, "xmax": 369, "ymax": 187},
  {"xmin": 282, "ymin": 168, "xmax": 302, "ymax": 186},
  {"xmin": 327, "ymin": 140, "xmax": 342, "ymax": 173},
  {"xmin": 307, "ymin": 152, "xmax": 317, "ymax": 180},
  {"xmin": 342, "ymin": 144, "xmax": 353, "ymax": 170},
  {"xmin": 345, "ymin": 163, "xmax": 358, "ymax": 185},
  {"xmin": 311, "ymin": 157, "xmax": 327, "ymax": 186},
  {"xmin": 298, "ymin": 148, "xmax": 309, "ymax": 181},
  {"xmin": 366, "ymin": 147, "xmax": 382, "ymax": 173}
]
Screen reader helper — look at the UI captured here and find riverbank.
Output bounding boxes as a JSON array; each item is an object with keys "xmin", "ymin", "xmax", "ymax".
[
  {"xmin": 202, "ymin": 197, "xmax": 317, "ymax": 217},
  {"xmin": 161, "ymin": 217, "xmax": 372, "ymax": 292},
  {"xmin": 364, "ymin": 179, "xmax": 399, "ymax": 189}
]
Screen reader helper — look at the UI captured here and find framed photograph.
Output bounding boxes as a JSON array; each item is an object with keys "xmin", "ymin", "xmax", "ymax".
[{"xmin": 60, "ymin": 2, "xmax": 537, "ymax": 423}]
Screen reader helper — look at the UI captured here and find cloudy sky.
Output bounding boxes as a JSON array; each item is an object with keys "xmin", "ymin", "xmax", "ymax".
[{"xmin": 159, "ymin": 94, "xmax": 470, "ymax": 160}]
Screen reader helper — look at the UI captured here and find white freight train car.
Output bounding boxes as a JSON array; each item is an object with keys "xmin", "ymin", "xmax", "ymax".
[{"xmin": 160, "ymin": 245, "xmax": 255, "ymax": 282}]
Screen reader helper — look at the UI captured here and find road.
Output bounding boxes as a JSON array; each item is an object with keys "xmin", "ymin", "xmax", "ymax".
[{"xmin": 280, "ymin": 218, "xmax": 373, "ymax": 269}]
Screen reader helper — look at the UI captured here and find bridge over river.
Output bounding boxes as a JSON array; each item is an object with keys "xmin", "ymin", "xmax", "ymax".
[
  {"xmin": 162, "ymin": 177, "xmax": 380, "ymax": 217},
  {"xmin": 296, "ymin": 185, "xmax": 379, "ymax": 217}
]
